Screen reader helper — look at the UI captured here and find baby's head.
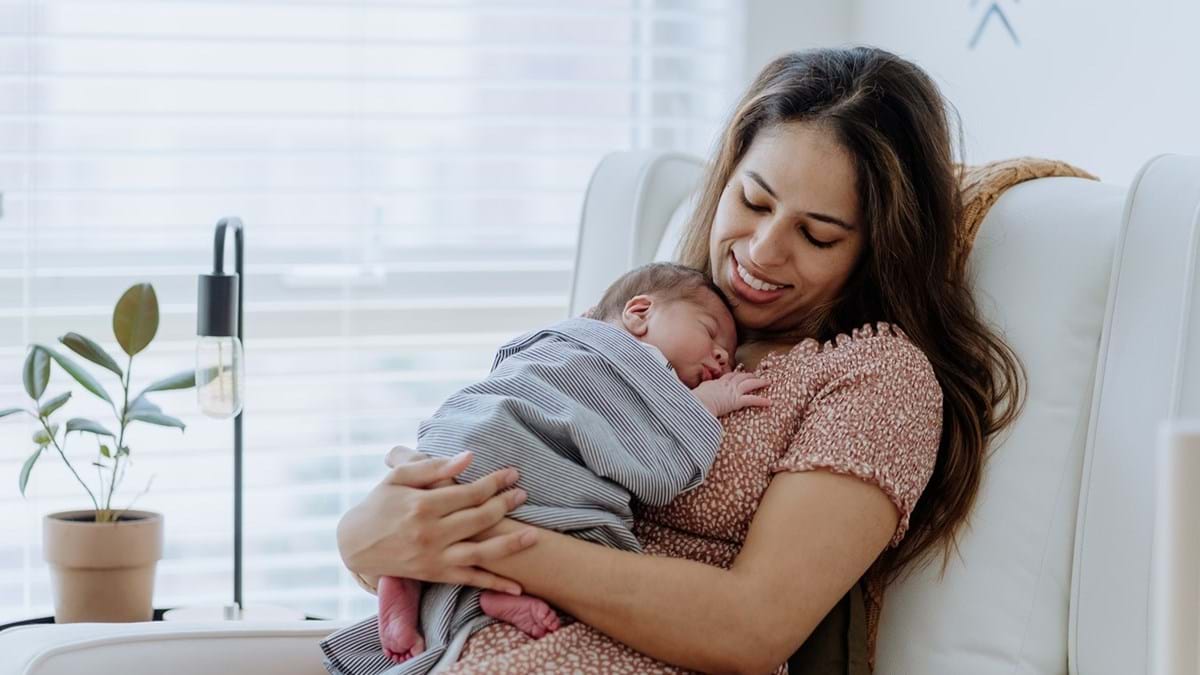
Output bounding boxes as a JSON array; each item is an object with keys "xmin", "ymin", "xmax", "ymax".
[{"xmin": 592, "ymin": 263, "xmax": 737, "ymax": 388}]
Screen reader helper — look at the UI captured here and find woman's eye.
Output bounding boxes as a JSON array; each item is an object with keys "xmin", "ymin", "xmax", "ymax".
[
  {"xmin": 805, "ymin": 232, "xmax": 836, "ymax": 249},
  {"xmin": 739, "ymin": 191, "xmax": 769, "ymax": 213},
  {"xmin": 742, "ymin": 190, "xmax": 836, "ymax": 249}
]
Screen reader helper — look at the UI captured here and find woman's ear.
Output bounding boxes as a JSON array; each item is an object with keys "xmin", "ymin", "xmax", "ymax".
[{"xmin": 621, "ymin": 295, "xmax": 653, "ymax": 337}]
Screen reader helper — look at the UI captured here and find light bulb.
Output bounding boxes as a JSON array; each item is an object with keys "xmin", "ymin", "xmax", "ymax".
[{"xmin": 196, "ymin": 336, "xmax": 244, "ymax": 418}]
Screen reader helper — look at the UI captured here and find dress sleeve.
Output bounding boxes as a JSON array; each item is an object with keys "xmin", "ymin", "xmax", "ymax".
[{"xmin": 771, "ymin": 335, "xmax": 943, "ymax": 547}]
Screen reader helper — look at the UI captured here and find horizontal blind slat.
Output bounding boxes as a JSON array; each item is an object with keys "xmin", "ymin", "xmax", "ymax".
[{"xmin": 0, "ymin": 0, "xmax": 742, "ymax": 622}]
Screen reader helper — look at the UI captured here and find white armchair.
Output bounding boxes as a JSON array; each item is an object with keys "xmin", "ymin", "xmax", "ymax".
[{"xmin": 6, "ymin": 151, "xmax": 1200, "ymax": 675}]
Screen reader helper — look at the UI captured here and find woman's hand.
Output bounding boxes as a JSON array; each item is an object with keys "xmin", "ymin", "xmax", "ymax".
[
  {"xmin": 385, "ymin": 444, "xmax": 432, "ymax": 472},
  {"xmin": 336, "ymin": 449, "xmax": 537, "ymax": 595}
]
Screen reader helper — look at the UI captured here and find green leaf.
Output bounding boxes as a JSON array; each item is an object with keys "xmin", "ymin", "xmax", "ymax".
[
  {"xmin": 0, "ymin": 407, "xmax": 25, "ymax": 420},
  {"xmin": 126, "ymin": 410, "xmax": 186, "ymax": 431},
  {"xmin": 19, "ymin": 447, "xmax": 43, "ymax": 497},
  {"xmin": 38, "ymin": 391, "xmax": 72, "ymax": 418},
  {"xmin": 59, "ymin": 332, "xmax": 123, "ymax": 378},
  {"xmin": 99, "ymin": 444, "xmax": 111, "ymax": 458},
  {"xmin": 31, "ymin": 424, "xmax": 57, "ymax": 446},
  {"xmin": 22, "ymin": 347, "xmax": 50, "ymax": 400},
  {"xmin": 113, "ymin": 283, "xmax": 159, "ymax": 357},
  {"xmin": 66, "ymin": 417, "xmax": 115, "ymax": 438},
  {"xmin": 138, "ymin": 369, "xmax": 197, "ymax": 398},
  {"xmin": 36, "ymin": 345, "xmax": 113, "ymax": 405},
  {"xmin": 127, "ymin": 396, "xmax": 161, "ymax": 416}
]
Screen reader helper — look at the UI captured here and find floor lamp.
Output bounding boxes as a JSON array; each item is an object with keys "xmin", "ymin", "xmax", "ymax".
[
  {"xmin": 196, "ymin": 217, "xmax": 246, "ymax": 617},
  {"xmin": 164, "ymin": 217, "xmax": 300, "ymax": 622}
]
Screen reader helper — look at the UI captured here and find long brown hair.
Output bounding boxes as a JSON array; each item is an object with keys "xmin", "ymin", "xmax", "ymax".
[{"xmin": 678, "ymin": 47, "xmax": 1026, "ymax": 582}]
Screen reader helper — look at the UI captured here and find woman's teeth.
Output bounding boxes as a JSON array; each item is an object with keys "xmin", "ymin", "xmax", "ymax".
[{"xmin": 736, "ymin": 261, "xmax": 786, "ymax": 291}]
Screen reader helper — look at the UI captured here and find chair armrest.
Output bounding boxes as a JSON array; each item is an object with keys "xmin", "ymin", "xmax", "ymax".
[{"xmin": 1, "ymin": 620, "xmax": 349, "ymax": 675}]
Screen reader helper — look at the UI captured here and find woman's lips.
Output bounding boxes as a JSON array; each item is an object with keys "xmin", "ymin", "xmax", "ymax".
[{"xmin": 728, "ymin": 251, "xmax": 789, "ymax": 304}]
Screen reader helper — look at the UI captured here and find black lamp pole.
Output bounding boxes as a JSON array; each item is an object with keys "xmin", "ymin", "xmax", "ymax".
[{"xmin": 198, "ymin": 217, "xmax": 245, "ymax": 613}]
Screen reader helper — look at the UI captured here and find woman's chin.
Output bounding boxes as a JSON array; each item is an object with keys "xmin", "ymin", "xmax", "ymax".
[{"xmin": 731, "ymin": 306, "xmax": 777, "ymax": 331}]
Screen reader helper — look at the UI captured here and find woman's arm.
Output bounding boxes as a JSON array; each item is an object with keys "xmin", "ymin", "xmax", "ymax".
[
  {"xmin": 336, "ymin": 450, "xmax": 539, "ymax": 595},
  {"xmin": 474, "ymin": 469, "xmax": 898, "ymax": 675}
]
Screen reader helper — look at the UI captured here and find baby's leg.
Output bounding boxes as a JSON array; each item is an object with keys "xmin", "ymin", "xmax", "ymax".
[
  {"xmin": 377, "ymin": 575, "xmax": 426, "ymax": 663},
  {"xmin": 479, "ymin": 590, "xmax": 560, "ymax": 638}
]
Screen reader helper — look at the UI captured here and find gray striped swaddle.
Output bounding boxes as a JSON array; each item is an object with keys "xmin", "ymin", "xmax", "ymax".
[{"xmin": 320, "ymin": 317, "xmax": 723, "ymax": 675}]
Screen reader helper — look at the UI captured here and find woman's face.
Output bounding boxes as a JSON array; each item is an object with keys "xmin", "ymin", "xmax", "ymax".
[{"xmin": 708, "ymin": 122, "xmax": 866, "ymax": 336}]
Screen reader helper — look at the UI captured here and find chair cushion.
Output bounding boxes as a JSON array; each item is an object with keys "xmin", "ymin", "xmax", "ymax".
[
  {"xmin": 653, "ymin": 177, "xmax": 1125, "ymax": 674},
  {"xmin": 876, "ymin": 177, "xmax": 1125, "ymax": 674}
]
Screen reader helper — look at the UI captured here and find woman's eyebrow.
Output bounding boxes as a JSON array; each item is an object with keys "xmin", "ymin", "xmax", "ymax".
[{"xmin": 744, "ymin": 170, "xmax": 857, "ymax": 231}]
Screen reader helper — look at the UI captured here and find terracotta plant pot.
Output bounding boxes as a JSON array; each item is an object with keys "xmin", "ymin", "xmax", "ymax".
[{"xmin": 42, "ymin": 509, "xmax": 163, "ymax": 623}]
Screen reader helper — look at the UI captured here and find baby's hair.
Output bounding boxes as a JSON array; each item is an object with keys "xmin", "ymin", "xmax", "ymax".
[{"xmin": 591, "ymin": 262, "xmax": 733, "ymax": 322}]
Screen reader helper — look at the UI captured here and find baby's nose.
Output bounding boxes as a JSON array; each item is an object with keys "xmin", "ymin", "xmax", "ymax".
[{"xmin": 714, "ymin": 348, "xmax": 730, "ymax": 373}]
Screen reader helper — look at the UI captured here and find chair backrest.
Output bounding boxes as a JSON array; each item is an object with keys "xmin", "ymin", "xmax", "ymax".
[{"xmin": 571, "ymin": 150, "xmax": 1200, "ymax": 675}]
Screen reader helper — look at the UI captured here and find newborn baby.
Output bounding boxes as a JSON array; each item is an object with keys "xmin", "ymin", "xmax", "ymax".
[{"xmin": 321, "ymin": 262, "xmax": 769, "ymax": 675}]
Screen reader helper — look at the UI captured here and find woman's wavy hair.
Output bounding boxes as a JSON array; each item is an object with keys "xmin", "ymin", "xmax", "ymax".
[{"xmin": 677, "ymin": 46, "xmax": 1026, "ymax": 582}]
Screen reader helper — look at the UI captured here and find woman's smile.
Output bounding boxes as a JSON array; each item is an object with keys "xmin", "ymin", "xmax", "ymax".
[{"xmin": 726, "ymin": 250, "xmax": 792, "ymax": 305}]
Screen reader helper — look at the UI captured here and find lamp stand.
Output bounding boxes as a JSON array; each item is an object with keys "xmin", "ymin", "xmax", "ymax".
[
  {"xmin": 212, "ymin": 217, "xmax": 245, "ymax": 614},
  {"xmin": 165, "ymin": 217, "xmax": 304, "ymax": 623}
]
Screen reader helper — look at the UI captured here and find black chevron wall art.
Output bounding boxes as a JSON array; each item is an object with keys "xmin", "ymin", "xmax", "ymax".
[{"xmin": 970, "ymin": 0, "xmax": 1021, "ymax": 49}]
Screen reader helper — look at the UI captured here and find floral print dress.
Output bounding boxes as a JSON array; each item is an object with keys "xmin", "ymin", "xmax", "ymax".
[{"xmin": 440, "ymin": 321, "xmax": 944, "ymax": 675}]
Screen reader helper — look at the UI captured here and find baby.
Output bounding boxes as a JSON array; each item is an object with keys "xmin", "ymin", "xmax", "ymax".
[{"xmin": 321, "ymin": 262, "xmax": 769, "ymax": 675}]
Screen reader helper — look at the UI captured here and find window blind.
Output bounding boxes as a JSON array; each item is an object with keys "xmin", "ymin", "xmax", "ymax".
[{"xmin": 0, "ymin": 0, "xmax": 744, "ymax": 621}]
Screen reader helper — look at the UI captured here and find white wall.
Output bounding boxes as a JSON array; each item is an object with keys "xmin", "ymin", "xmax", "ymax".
[
  {"xmin": 745, "ymin": 0, "xmax": 1200, "ymax": 186},
  {"xmin": 743, "ymin": 0, "xmax": 852, "ymax": 84}
]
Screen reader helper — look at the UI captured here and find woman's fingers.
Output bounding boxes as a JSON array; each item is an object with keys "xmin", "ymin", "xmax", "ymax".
[
  {"xmin": 441, "ymin": 566, "xmax": 524, "ymax": 596},
  {"xmin": 740, "ymin": 394, "xmax": 772, "ymax": 408},
  {"xmin": 438, "ymin": 486, "xmax": 528, "ymax": 545},
  {"xmin": 385, "ymin": 444, "xmax": 429, "ymax": 469},
  {"xmin": 385, "ymin": 451, "xmax": 475, "ymax": 488},
  {"xmin": 420, "ymin": 466, "xmax": 521, "ymax": 517},
  {"xmin": 443, "ymin": 528, "xmax": 538, "ymax": 575}
]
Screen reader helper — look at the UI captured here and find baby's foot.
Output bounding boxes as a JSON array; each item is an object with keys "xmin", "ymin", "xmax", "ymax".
[
  {"xmin": 377, "ymin": 575, "xmax": 426, "ymax": 663},
  {"xmin": 479, "ymin": 590, "xmax": 560, "ymax": 638}
]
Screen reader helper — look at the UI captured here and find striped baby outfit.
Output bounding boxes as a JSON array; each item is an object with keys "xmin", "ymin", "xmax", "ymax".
[{"xmin": 320, "ymin": 317, "xmax": 723, "ymax": 675}]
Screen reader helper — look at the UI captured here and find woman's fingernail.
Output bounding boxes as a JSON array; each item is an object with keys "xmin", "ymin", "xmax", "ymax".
[
  {"xmin": 510, "ymin": 489, "xmax": 527, "ymax": 506},
  {"xmin": 452, "ymin": 450, "xmax": 471, "ymax": 461},
  {"xmin": 505, "ymin": 470, "xmax": 519, "ymax": 486},
  {"xmin": 507, "ymin": 585, "xmax": 522, "ymax": 596},
  {"xmin": 519, "ymin": 530, "xmax": 537, "ymax": 546}
]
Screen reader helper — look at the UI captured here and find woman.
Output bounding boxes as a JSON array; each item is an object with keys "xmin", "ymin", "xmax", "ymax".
[{"xmin": 334, "ymin": 46, "xmax": 1024, "ymax": 674}]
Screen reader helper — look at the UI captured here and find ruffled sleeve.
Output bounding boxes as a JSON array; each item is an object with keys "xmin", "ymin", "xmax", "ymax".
[{"xmin": 771, "ymin": 327, "xmax": 943, "ymax": 547}]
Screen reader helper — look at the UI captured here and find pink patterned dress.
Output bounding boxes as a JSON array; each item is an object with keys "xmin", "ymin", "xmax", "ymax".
[{"xmin": 442, "ymin": 321, "xmax": 944, "ymax": 674}]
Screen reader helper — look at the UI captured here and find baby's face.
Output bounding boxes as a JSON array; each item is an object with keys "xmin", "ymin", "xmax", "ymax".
[{"xmin": 633, "ymin": 291, "xmax": 737, "ymax": 388}]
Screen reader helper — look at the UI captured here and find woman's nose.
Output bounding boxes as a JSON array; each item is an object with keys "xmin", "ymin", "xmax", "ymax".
[{"xmin": 748, "ymin": 218, "xmax": 791, "ymax": 268}]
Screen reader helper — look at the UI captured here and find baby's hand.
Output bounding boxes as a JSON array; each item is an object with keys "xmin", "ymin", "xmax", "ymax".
[{"xmin": 692, "ymin": 371, "xmax": 770, "ymax": 418}]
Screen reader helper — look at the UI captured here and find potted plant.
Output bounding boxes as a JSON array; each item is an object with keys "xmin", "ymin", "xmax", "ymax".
[{"xmin": 0, "ymin": 283, "xmax": 195, "ymax": 622}]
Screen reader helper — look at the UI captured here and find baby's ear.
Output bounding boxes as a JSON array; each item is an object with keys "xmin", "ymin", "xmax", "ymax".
[{"xmin": 621, "ymin": 295, "xmax": 653, "ymax": 337}]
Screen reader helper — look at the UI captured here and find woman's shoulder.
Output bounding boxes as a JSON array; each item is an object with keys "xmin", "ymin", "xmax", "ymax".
[
  {"xmin": 770, "ymin": 321, "xmax": 939, "ymax": 392},
  {"xmin": 770, "ymin": 321, "xmax": 944, "ymax": 547}
]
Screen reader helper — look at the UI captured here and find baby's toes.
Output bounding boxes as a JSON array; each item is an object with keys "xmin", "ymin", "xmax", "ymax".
[{"xmin": 535, "ymin": 603, "xmax": 560, "ymax": 632}]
